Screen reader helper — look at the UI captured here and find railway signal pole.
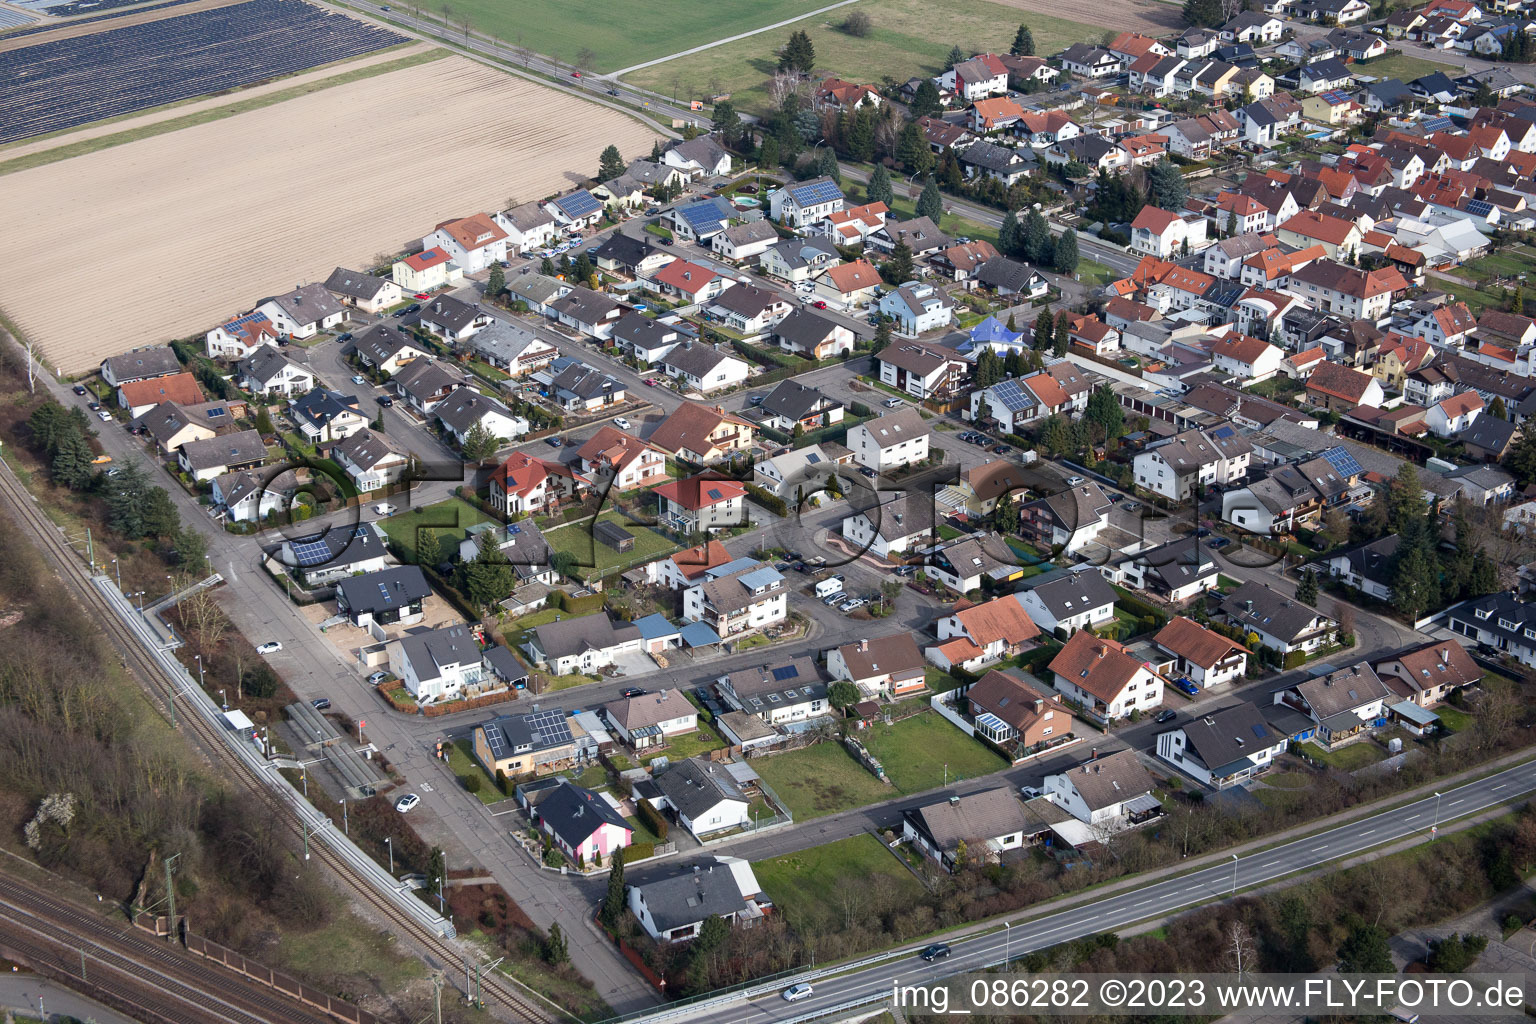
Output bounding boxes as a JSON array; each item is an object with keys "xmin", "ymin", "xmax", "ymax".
[{"xmin": 164, "ymin": 852, "xmax": 180, "ymax": 941}]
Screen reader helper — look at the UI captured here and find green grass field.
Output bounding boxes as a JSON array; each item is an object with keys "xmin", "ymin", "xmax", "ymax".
[
  {"xmin": 544, "ymin": 509, "xmax": 681, "ymax": 581},
  {"xmin": 1355, "ymin": 52, "xmax": 1458, "ymax": 84},
  {"xmin": 377, "ymin": 496, "xmax": 493, "ymax": 561},
  {"xmin": 1306, "ymin": 740, "xmax": 1386, "ymax": 771},
  {"xmin": 752, "ymin": 741, "xmax": 897, "ymax": 818},
  {"xmin": 411, "ymin": 0, "xmax": 830, "ymax": 73},
  {"xmin": 624, "ymin": 0, "xmax": 1102, "ymax": 113},
  {"xmin": 861, "ymin": 712, "xmax": 1007, "ymax": 793},
  {"xmin": 753, "ymin": 834, "xmax": 927, "ymax": 933}
]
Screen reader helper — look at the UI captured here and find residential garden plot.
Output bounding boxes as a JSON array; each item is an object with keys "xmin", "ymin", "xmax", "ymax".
[
  {"xmin": 0, "ymin": 0, "xmax": 406, "ymax": 143},
  {"xmin": 1354, "ymin": 52, "xmax": 1459, "ymax": 84},
  {"xmin": 750, "ymin": 741, "xmax": 897, "ymax": 819},
  {"xmin": 860, "ymin": 711, "xmax": 1008, "ymax": 793},
  {"xmin": 376, "ymin": 496, "xmax": 493, "ymax": 561},
  {"xmin": 543, "ymin": 509, "xmax": 680, "ymax": 581},
  {"xmin": 623, "ymin": 0, "xmax": 1104, "ymax": 113},
  {"xmin": 753, "ymin": 834, "xmax": 927, "ymax": 935},
  {"xmin": 411, "ymin": 0, "xmax": 829, "ymax": 73},
  {"xmin": 0, "ymin": 55, "xmax": 662, "ymax": 373}
]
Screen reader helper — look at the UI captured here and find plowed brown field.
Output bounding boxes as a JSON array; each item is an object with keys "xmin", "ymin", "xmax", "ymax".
[{"xmin": 0, "ymin": 56, "xmax": 660, "ymax": 373}]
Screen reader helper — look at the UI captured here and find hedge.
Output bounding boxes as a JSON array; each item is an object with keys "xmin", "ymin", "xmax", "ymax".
[
  {"xmin": 1283, "ymin": 650, "xmax": 1307, "ymax": 670},
  {"xmin": 1113, "ymin": 589, "xmax": 1169, "ymax": 628},
  {"xmin": 744, "ymin": 483, "xmax": 787, "ymax": 517},
  {"xmin": 636, "ymin": 797, "xmax": 669, "ymax": 840},
  {"xmin": 551, "ymin": 589, "xmax": 606, "ymax": 616},
  {"xmin": 619, "ymin": 842, "xmax": 655, "ymax": 864}
]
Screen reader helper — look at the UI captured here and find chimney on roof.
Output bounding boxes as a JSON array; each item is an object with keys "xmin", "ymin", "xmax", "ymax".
[
  {"xmin": 1096, "ymin": 646, "xmax": 1106, "ymax": 659},
  {"xmin": 859, "ymin": 638, "xmax": 869, "ymax": 652},
  {"xmin": 1245, "ymin": 599, "xmax": 1254, "ymax": 613}
]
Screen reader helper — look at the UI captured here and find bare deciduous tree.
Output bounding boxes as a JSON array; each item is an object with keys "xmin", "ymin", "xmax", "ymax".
[
  {"xmin": 767, "ymin": 70, "xmax": 806, "ymax": 110},
  {"xmin": 1221, "ymin": 921, "xmax": 1257, "ymax": 980}
]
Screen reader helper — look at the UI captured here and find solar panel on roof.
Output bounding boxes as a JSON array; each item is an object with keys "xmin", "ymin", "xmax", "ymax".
[
  {"xmin": 792, "ymin": 180, "xmax": 843, "ymax": 205},
  {"xmin": 771, "ymin": 665, "xmax": 799, "ymax": 681},
  {"xmin": 1320, "ymin": 445, "xmax": 1362, "ymax": 479},
  {"xmin": 509, "ymin": 524, "xmax": 521, "ymax": 534},
  {"xmin": 1250, "ymin": 723, "xmax": 1266, "ymax": 739},
  {"xmin": 707, "ymin": 488, "xmax": 724, "ymax": 500},
  {"xmin": 1464, "ymin": 199, "xmax": 1494, "ymax": 216},
  {"xmin": 1420, "ymin": 116, "xmax": 1454, "ymax": 133},
  {"xmin": 805, "ymin": 453, "xmax": 821, "ymax": 463}
]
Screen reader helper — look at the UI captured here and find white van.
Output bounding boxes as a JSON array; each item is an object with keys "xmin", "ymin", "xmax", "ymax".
[{"xmin": 814, "ymin": 575, "xmax": 845, "ymax": 598}]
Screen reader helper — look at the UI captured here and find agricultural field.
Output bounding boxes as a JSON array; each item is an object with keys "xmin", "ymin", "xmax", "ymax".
[
  {"xmin": 397, "ymin": 0, "xmax": 831, "ymax": 73},
  {"xmin": 623, "ymin": 0, "xmax": 1105, "ymax": 113},
  {"xmin": 0, "ymin": 0, "xmax": 406, "ymax": 144},
  {"xmin": 0, "ymin": 55, "xmax": 662, "ymax": 373}
]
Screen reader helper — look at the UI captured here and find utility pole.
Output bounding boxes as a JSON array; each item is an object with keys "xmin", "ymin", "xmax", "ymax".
[
  {"xmin": 432, "ymin": 972, "xmax": 444, "ymax": 1024},
  {"xmin": 164, "ymin": 853, "xmax": 180, "ymax": 940},
  {"xmin": 340, "ymin": 798, "xmax": 348, "ymax": 836}
]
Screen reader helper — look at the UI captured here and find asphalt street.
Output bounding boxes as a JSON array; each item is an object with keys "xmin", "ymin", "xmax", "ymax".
[{"xmin": 655, "ymin": 757, "xmax": 1536, "ymax": 1024}]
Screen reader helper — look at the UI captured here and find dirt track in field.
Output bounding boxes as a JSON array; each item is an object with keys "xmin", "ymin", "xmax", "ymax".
[{"xmin": 0, "ymin": 56, "xmax": 661, "ymax": 374}]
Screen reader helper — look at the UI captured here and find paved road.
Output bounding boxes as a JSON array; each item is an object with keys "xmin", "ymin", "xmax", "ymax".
[
  {"xmin": 647, "ymin": 756, "xmax": 1536, "ymax": 1024},
  {"xmin": 606, "ymin": 0, "xmax": 861, "ymax": 78},
  {"xmin": 0, "ymin": 973, "xmax": 138, "ymax": 1024}
]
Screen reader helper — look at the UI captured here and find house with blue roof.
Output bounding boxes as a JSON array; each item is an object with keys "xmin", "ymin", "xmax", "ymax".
[
  {"xmin": 958, "ymin": 316, "xmax": 1027, "ymax": 361},
  {"xmin": 768, "ymin": 175, "xmax": 847, "ymax": 229}
]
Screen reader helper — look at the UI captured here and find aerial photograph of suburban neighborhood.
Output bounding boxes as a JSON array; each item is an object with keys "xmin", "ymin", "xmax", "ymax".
[{"xmin": 4, "ymin": 0, "xmax": 1536, "ymax": 1018}]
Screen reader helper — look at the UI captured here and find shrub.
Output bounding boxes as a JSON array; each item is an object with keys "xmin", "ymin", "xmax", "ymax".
[
  {"xmin": 636, "ymin": 798, "xmax": 670, "ymax": 840},
  {"xmin": 462, "ymin": 774, "xmax": 481, "ymax": 793},
  {"xmin": 1283, "ymin": 650, "xmax": 1307, "ymax": 670},
  {"xmin": 744, "ymin": 483, "xmax": 787, "ymax": 517},
  {"xmin": 495, "ymin": 768, "xmax": 508, "ymax": 794},
  {"xmin": 542, "ymin": 847, "xmax": 565, "ymax": 867},
  {"xmin": 620, "ymin": 842, "xmax": 655, "ymax": 864}
]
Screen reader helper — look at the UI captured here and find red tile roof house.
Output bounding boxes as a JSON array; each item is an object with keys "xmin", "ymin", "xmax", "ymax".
[
  {"xmin": 116, "ymin": 371, "xmax": 204, "ymax": 417},
  {"xmin": 826, "ymin": 634, "xmax": 926, "ymax": 699},
  {"xmin": 1048, "ymin": 630, "xmax": 1166, "ymax": 724},
  {"xmin": 1373, "ymin": 639, "xmax": 1481, "ymax": 708},
  {"xmin": 576, "ymin": 425, "xmax": 669, "ymax": 491},
  {"xmin": 424, "ymin": 212, "xmax": 509, "ymax": 275},
  {"xmin": 648, "ymin": 259, "xmax": 733, "ymax": 304},
  {"xmin": 651, "ymin": 539, "xmax": 735, "ymax": 590},
  {"xmin": 927, "ymin": 594, "xmax": 1042, "ymax": 674},
  {"xmin": 964, "ymin": 669, "xmax": 1075, "ymax": 755},
  {"xmin": 654, "ymin": 475, "xmax": 748, "ymax": 533},
  {"xmin": 1130, "ymin": 206, "xmax": 1208, "ymax": 258},
  {"xmin": 1425, "ymin": 390, "xmax": 1483, "ymax": 438},
  {"xmin": 1209, "ymin": 332, "xmax": 1284, "ymax": 382},
  {"xmin": 1304, "ymin": 360, "xmax": 1385, "ymax": 412},
  {"xmin": 1154, "ymin": 616, "xmax": 1249, "ymax": 689},
  {"xmin": 487, "ymin": 451, "xmax": 590, "ymax": 517}
]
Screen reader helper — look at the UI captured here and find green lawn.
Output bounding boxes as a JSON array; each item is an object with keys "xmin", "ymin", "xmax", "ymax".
[
  {"xmin": 861, "ymin": 712, "xmax": 1008, "ymax": 793},
  {"xmin": 419, "ymin": 0, "xmax": 829, "ymax": 73},
  {"xmin": 753, "ymin": 834, "xmax": 927, "ymax": 934},
  {"xmin": 640, "ymin": 722, "xmax": 726, "ymax": 765},
  {"xmin": 1435, "ymin": 705, "xmax": 1473, "ymax": 734},
  {"xmin": 937, "ymin": 524, "xmax": 963, "ymax": 541},
  {"xmin": 377, "ymin": 496, "xmax": 493, "ymax": 562},
  {"xmin": 447, "ymin": 739, "xmax": 507, "ymax": 803},
  {"xmin": 544, "ymin": 509, "xmax": 681, "ymax": 582},
  {"xmin": 1357, "ymin": 52, "xmax": 1459, "ymax": 84},
  {"xmin": 1074, "ymin": 257, "xmax": 1120, "ymax": 289},
  {"xmin": 1306, "ymin": 740, "xmax": 1387, "ymax": 771},
  {"xmin": 505, "ymin": 607, "xmax": 568, "ymax": 650},
  {"xmin": 625, "ymin": 0, "xmax": 1100, "ymax": 112},
  {"xmin": 752, "ymin": 742, "xmax": 897, "ymax": 819},
  {"xmin": 924, "ymin": 666, "xmax": 964, "ymax": 692},
  {"xmin": 880, "ymin": 189, "xmax": 1001, "ymax": 252}
]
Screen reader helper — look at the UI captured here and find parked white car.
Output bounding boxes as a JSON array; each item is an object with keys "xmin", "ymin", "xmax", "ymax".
[
  {"xmin": 612, "ymin": 417, "xmax": 631, "ymax": 430},
  {"xmin": 395, "ymin": 793, "xmax": 421, "ymax": 813},
  {"xmin": 256, "ymin": 641, "xmax": 283, "ymax": 654},
  {"xmin": 373, "ymin": 503, "xmax": 397, "ymax": 516}
]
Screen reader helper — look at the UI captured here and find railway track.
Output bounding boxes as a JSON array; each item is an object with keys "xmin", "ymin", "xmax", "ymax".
[{"xmin": 0, "ymin": 458, "xmax": 562, "ymax": 1023}]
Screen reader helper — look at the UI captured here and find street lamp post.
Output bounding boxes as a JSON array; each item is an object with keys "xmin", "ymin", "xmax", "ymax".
[
  {"xmin": 112, "ymin": 558, "xmax": 121, "ymax": 589},
  {"xmin": 1432, "ymin": 790, "xmax": 1442, "ymax": 840},
  {"xmin": 340, "ymin": 799, "xmax": 348, "ymax": 837},
  {"xmin": 195, "ymin": 654, "xmax": 205, "ymax": 692},
  {"xmin": 1003, "ymin": 921, "xmax": 1011, "ymax": 966},
  {"xmin": 385, "ymin": 836, "xmax": 394, "ymax": 875},
  {"xmin": 219, "ymin": 688, "xmax": 227, "ymax": 711},
  {"xmin": 300, "ymin": 767, "xmax": 308, "ymax": 799},
  {"xmin": 1230, "ymin": 853, "xmax": 1238, "ymax": 894}
]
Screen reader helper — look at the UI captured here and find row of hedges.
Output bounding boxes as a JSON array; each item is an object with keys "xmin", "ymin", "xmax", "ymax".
[
  {"xmin": 619, "ymin": 842, "xmax": 655, "ymax": 865},
  {"xmin": 421, "ymin": 688, "xmax": 519, "ymax": 718},
  {"xmin": 1113, "ymin": 589, "xmax": 1170, "ymax": 629},
  {"xmin": 377, "ymin": 681, "xmax": 417, "ymax": 711}
]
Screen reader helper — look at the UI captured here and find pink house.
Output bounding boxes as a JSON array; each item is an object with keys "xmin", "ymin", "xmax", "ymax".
[{"xmin": 525, "ymin": 780, "xmax": 633, "ymax": 865}]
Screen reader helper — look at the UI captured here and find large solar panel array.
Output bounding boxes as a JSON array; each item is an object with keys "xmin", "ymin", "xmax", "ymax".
[
  {"xmin": 289, "ymin": 534, "xmax": 336, "ymax": 567},
  {"xmin": 1419, "ymin": 116, "xmax": 1455, "ymax": 133},
  {"xmin": 677, "ymin": 200, "xmax": 729, "ymax": 232},
  {"xmin": 790, "ymin": 179, "xmax": 843, "ymax": 206},
  {"xmin": 1464, "ymin": 199, "xmax": 1495, "ymax": 217},
  {"xmin": 2, "ymin": 0, "xmax": 198, "ymax": 36},
  {"xmin": 1319, "ymin": 445, "xmax": 1363, "ymax": 479},
  {"xmin": 771, "ymin": 664, "xmax": 800, "ymax": 681},
  {"xmin": 556, "ymin": 190, "xmax": 601, "ymax": 219},
  {"xmin": 525, "ymin": 708, "xmax": 572, "ymax": 748},
  {"xmin": 0, "ymin": 0, "xmax": 406, "ymax": 145},
  {"xmin": 989, "ymin": 378, "xmax": 1037, "ymax": 413}
]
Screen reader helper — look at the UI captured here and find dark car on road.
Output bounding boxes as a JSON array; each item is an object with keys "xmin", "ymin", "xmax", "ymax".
[
  {"xmin": 621, "ymin": 687, "xmax": 649, "ymax": 698},
  {"xmin": 920, "ymin": 943, "xmax": 952, "ymax": 962},
  {"xmin": 1155, "ymin": 709, "xmax": 1178, "ymax": 723},
  {"xmin": 72, "ymin": 384, "xmax": 87, "ymax": 396}
]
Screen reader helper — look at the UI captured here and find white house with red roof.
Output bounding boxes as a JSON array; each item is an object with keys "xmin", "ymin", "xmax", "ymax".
[
  {"xmin": 487, "ymin": 451, "xmax": 589, "ymax": 516},
  {"xmin": 1406, "ymin": 301, "xmax": 1479, "ymax": 348},
  {"xmin": 1210, "ymin": 332, "xmax": 1284, "ymax": 382},
  {"xmin": 651, "ymin": 540, "xmax": 735, "ymax": 590},
  {"xmin": 655, "ymin": 476, "xmax": 748, "ymax": 533},
  {"xmin": 576, "ymin": 426, "xmax": 669, "ymax": 491},
  {"xmin": 1425, "ymin": 391, "xmax": 1483, "ymax": 437},
  {"xmin": 1282, "ymin": 345, "xmax": 1328, "ymax": 380},
  {"xmin": 648, "ymin": 259, "xmax": 732, "ymax": 304},
  {"xmin": 927, "ymin": 593, "xmax": 1041, "ymax": 674},
  {"xmin": 940, "ymin": 54, "xmax": 1010, "ymax": 101},
  {"xmin": 813, "ymin": 77, "xmax": 882, "ymax": 111},
  {"xmin": 206, "ymin": 311, "xmax": 281, "ymax": 360},
  {"xmin": 392, "ymin": 247, "xmax": 463, "ymax": 293},
  {"xmin": 1130, "ymin": 206, "xmax": 1209, "ymax": 258},
  {"xmin": 423, "ymin": 213, "xmax": 509, "ymax": 275},
  {"xmin": 819, "ymin": 202, "xmax": 888, "ymax": 245}
]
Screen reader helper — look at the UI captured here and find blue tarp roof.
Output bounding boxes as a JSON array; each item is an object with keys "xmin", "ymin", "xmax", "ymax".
[
  {"xmin": 634, "ymin": 613, "xmax": 681, "ymax": 641},
  {"xmin": 681, "ymin": 621, "xmax": 722, "ymax": 647}
]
